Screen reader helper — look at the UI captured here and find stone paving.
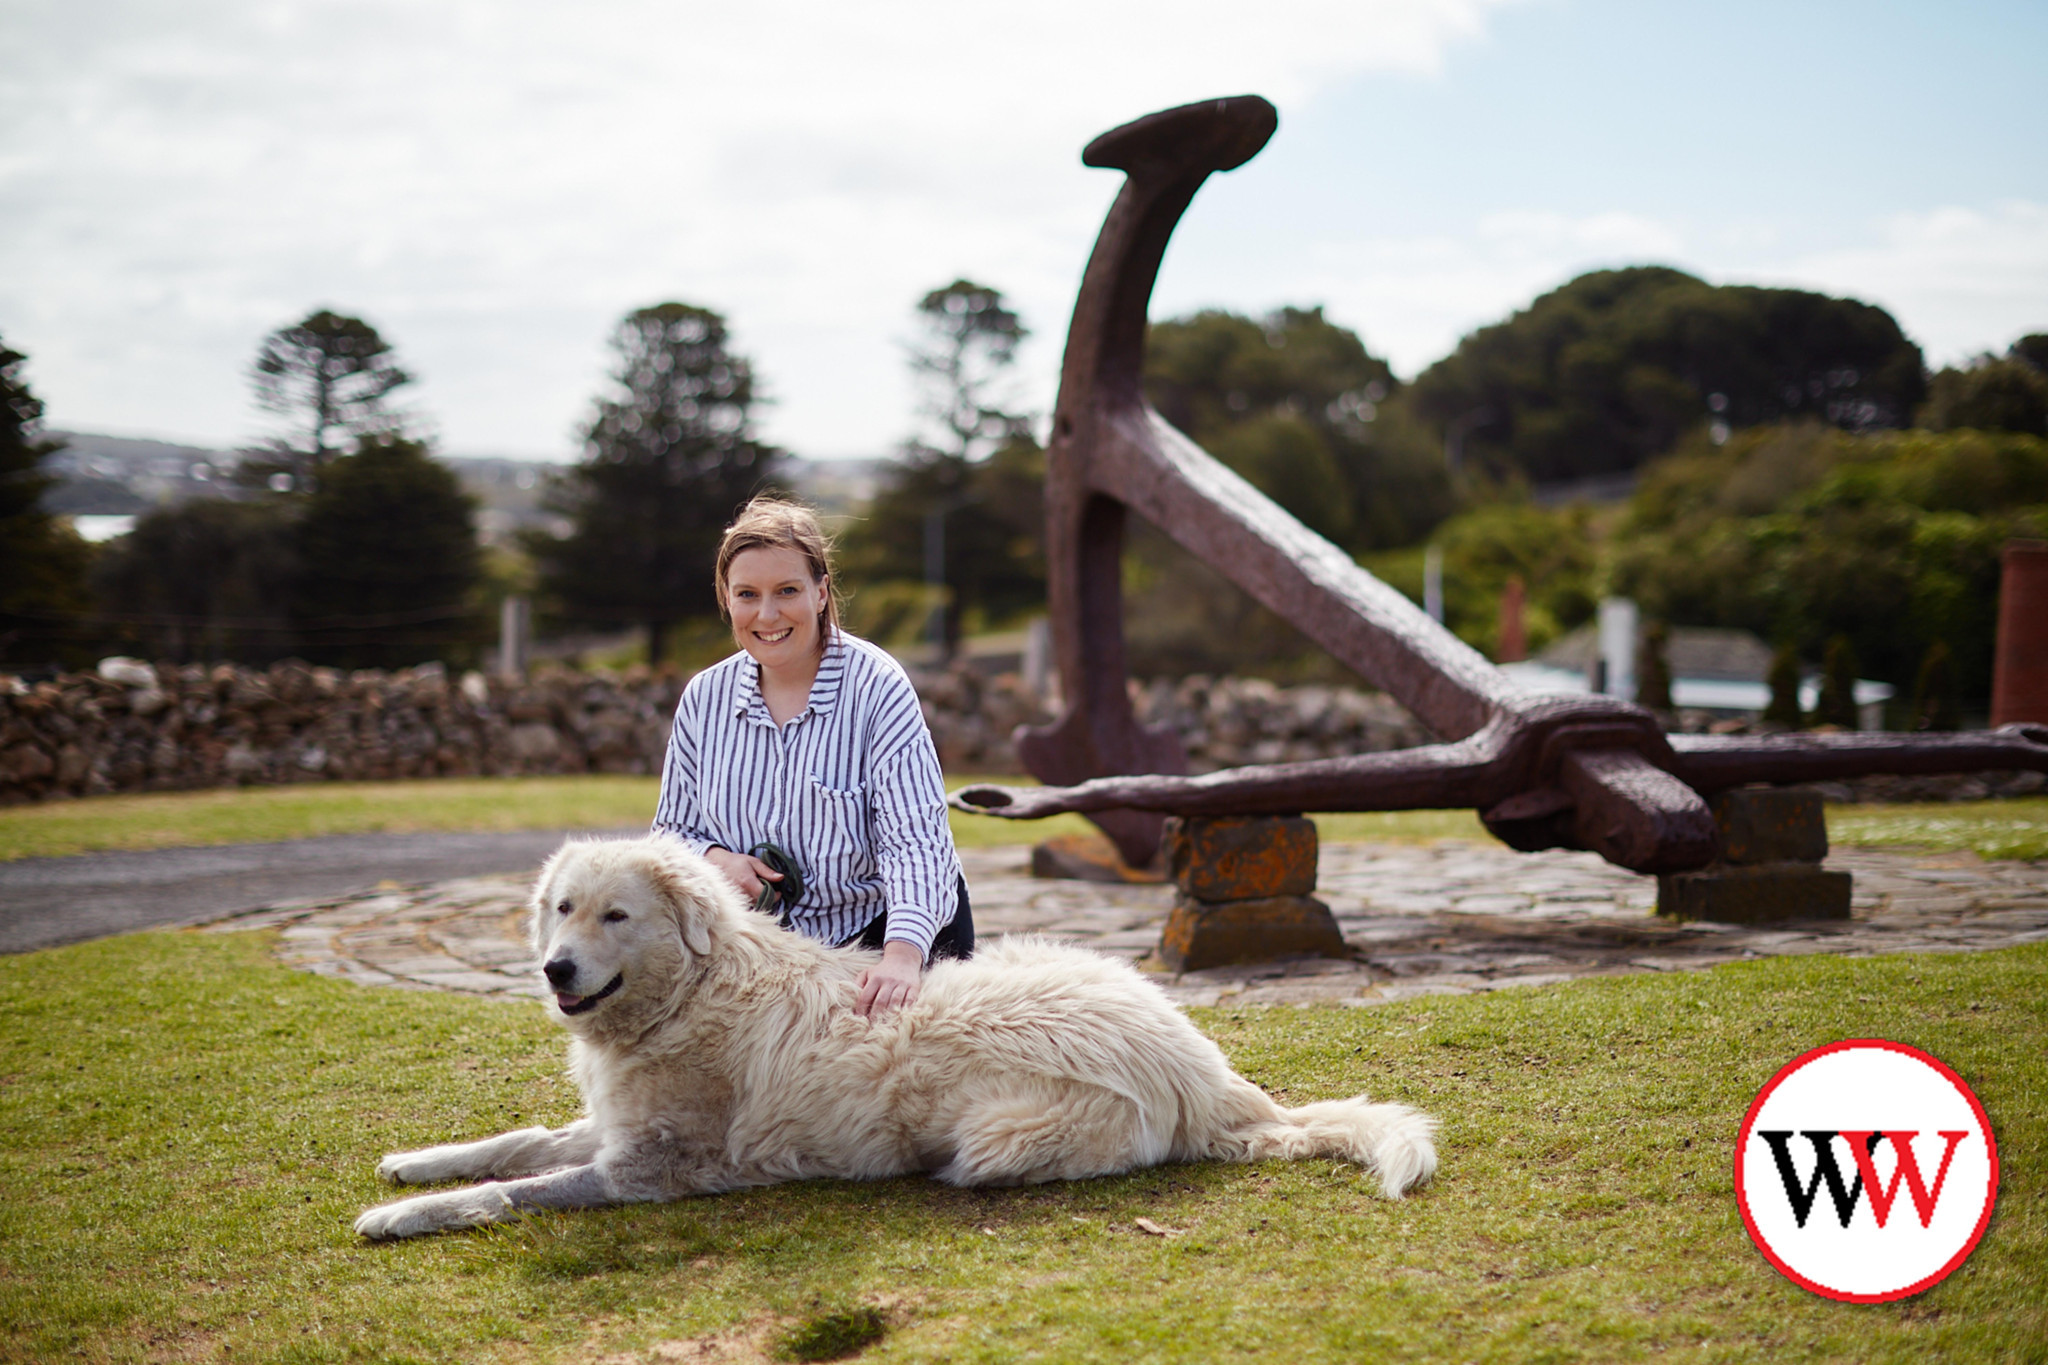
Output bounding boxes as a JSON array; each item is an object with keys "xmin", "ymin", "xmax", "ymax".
[{"xmin": 209, "ymin": 840, "xmax": 2048, "ymax": 1009}]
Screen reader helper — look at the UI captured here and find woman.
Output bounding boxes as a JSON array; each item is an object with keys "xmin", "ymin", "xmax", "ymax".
[{"xmin": 652, "ymin": 497, "xmax": 970, "ymax": 1018}]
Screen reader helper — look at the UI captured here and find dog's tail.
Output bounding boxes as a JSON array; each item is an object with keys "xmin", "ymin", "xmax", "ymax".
[{"xmin": 1209, "ymin": 1092, "xmax": 1438, "ymax": 1199}]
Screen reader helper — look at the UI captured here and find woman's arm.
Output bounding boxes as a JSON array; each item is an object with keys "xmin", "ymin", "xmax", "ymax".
[
  {"xmin": 651, "ymin": 684, "xmax": 722, "ymax": 857},
  {"xmin": 864, "ymin": 739, "xmax": 961, "ymax": 967}
]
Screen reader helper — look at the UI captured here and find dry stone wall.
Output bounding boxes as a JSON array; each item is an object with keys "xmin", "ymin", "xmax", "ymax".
[
  {"xmin": 0, "ymin": 658, "xmax": 685, "ymax": 804},
  {"xmin": 0, "ymin": 657, "xmax": 1435, "ymax": 805},
  {"xmin": 8, "ymin": 657, "xmax": 2024, "ymax": 807},
  {"xmin": 913, "ymin": 670, "xmax": 1434, "ymax": 773}
]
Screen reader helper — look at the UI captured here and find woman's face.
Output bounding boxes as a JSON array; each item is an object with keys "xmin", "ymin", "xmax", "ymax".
[{"xmin": 725, "ymin": 545, "xmax": 828, "ymax": 672}]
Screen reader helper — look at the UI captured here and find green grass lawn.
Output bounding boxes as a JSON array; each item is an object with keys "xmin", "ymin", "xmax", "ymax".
[
  {"xmin": 1, "ymin": 929, "xmax": 2041, "ymax": 1363},
  {"xmin": 1823, "ymin": 799, "xmax": 2048, "ymax": 861},
  {"xmin": 3, "ymin": 777, "xmax": 2041, "ymax": 863}
]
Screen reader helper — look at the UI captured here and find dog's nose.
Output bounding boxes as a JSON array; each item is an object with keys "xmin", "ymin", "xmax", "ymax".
[{"xmin": 544, "ymin": 957, "xmax": 578, "ymax": 990}]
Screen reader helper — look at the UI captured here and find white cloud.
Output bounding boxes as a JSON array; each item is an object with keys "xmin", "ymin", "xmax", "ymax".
[
  {"xmin": 1261, "ymin": 210, "xmax": 1690, "ymax": 375},
  {"xmin": 1754, "ymin": 202, "xmax": 2048, "ymax": 367},
  {"xmin": 0, "ymin": 0, "xmax": 1517, "ymax": 457},
  {"xmin": 1215, "ymin": 203, "xmax": 2048, "ymax": 381}
]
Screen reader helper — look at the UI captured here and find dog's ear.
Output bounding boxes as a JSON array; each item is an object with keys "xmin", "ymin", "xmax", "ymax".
[
  {"xmin": 678, "ymin": 905, "xmax": 713, "ymax": 958},
  {"xmin": 644, "ymin": 850, "xmax": 717, "ymax": 958}
]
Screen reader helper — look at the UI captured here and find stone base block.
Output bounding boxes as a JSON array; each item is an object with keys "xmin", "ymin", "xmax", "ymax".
[
  {"xmin": 1657, "ymin": 863, "xmax": 1852, "ymax": 924},
  {"xmin": 1158, "ymin": 892, "xmax": 1349, "ymax": 971},
  {"xmin": 1029, "ymin": 833, "xmax": 1164, "ymax": 884},
  {"xmin": 1714, "ymin": 786, "xmax": 1828, "ymax": 865},
  {"xmin": 1162, "ymin": 815, "xmax": 1318, "ymax": 900}
]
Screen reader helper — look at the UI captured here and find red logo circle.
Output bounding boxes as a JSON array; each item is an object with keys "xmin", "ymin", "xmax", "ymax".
[{"xmin": 1735, "ymin": 1040, "xmax": 1999, "ymax": 1302}]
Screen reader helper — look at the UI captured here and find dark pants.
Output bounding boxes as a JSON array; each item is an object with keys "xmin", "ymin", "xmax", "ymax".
[{"xmin": 845, "ymin": 875, "xmax": 975, "ymax": 961}]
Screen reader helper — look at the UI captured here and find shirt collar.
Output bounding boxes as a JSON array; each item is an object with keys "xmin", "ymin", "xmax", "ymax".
[{"xmin": 732, "ymin": 629, "xmax": 846, "ymax": 726}]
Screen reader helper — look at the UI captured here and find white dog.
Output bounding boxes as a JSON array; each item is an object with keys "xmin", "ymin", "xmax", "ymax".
[{"xmin": 354, "ymin": 836, "xmax": 1436, "ymax": 1240}]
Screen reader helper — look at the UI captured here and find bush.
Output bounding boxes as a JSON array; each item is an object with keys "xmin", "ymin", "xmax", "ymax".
[{"xmin": 1609, "ymin": 423, "xmax": 2048, "ymax": 708}]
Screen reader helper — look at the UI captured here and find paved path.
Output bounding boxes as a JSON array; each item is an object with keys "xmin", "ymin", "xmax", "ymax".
[
  {"xmin": 209, "ymin": 840, "xmax": 2048, "ymax": 1008},
  {"xmin": 0, "ymin": 829, "xmax": 639, "ymax": 955}
]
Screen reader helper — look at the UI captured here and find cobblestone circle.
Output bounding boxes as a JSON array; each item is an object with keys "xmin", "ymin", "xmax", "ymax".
[{"xmin": 210, "ymin": 841, "xmax": 2048, "ymax": 1010}]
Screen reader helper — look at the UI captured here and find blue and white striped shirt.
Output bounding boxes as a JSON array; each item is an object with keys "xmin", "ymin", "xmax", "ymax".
[{"xmin": 652, "ymin": 630, "xmax": 962, "ymax": 958}]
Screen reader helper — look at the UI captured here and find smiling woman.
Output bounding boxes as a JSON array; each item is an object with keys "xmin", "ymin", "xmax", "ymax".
[{"xmin": 654, "ymin": 498, "xmax": 974, "ymax": 1020}]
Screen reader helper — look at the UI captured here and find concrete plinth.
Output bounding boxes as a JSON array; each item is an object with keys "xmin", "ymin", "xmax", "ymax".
[
  {"xmin": 1158, "ymin": 892, "xmax": 1349, "ymax": 971},
  {"xmin": 1715, "ymin": 786, "xmax": 1829, "ymax": 865},
  {"xmin": 1029, "ymin": 832, "xmax": 1164, "ymax": 884},
  {"xmin": 1656, "ymin": 786, "xmax": 1850, "ymax": 924},
  {"xmin": 1162, "ymin": 815, "xmax": 1317, "ymax": 900},
  {"xmin": 1153, "ymin": 815, "xmax": 1348, "ymax": 969},
  {"xmin": 1657, "ymin": 863, "xmax": 1852, "ymax": 924}
]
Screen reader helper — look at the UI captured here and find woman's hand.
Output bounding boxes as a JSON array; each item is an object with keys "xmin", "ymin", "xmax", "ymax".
[
  {"xmin": 705, "ymin": 846, "xmax": 782, "ymax": 904},
  {"xmin": 854, "ymin": 940, "xmax": 924, "ymax": 1018}
]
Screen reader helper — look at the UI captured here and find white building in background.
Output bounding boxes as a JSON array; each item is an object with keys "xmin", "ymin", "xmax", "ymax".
[{"xmin": 1500, "ymin": 599, "xmax": 1894, "ymax": 729}]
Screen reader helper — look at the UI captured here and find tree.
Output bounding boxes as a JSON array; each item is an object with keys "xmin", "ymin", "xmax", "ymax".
[
  {"xmin": 1921, "ymin": 357, "xmax": 2048, "ymax": 436},
  {"xmin": 291, "ymin": 435, "xmax": 484, "ymax": 669},
  {"xmin": 1608, "ymin": 422, "xmax": 2048, "ymax": 709},
  {"xmin": 1409, "ymin": 268, "xmax": 1926, "ymax": 484},
  {"xmin": 1764, "ymin": 644, "xmax": 1804, "ymax": 726},
  {"xmin": 1911, "ymin": 640, "xmax": 1959, "ymax": 732},
  {"xmin": 1087, "ymin": 306, "xmax": 1457, "ymax": 682},
  {"xmin": 0, "ymin": 336, "xmax": 95, "ymax": 669},
  {"xmin": 2012, "ymin": 334, "xmax": 2048, "ymax": 375},
  {"xmin": 908, "ymin": 280, "xmax": 1032, "ymax": 465},
  {"xmin": 531, "ymin": 303, "xmax": 779, "ymax": 662},
  {"xmin": 246, "ymin": 310, "xmax": 413, "ymax": 492},
  {"xmin": 1143, "ymin": 306, "xmax": 1449, "ymax": 553},
  {"xmin": 1815, "ymin": 635, "xmax": 1859, "ymax": 729},
  {"xmin": 840, "ymin": 281, "xmax": 1040, "ymax": 657},
  {"xmin": 92, "ymin": 499, "xmax": 301, "ymax": 663},
  {"xmin": 1362, "ymin": 501, "xmax": 1599, "ymax": 663}
]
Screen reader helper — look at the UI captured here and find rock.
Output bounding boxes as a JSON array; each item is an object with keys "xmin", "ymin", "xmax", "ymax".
[
  {"xmin": 96, "ymin": 657, "xmax": 156, "ymax": 687},
  {"xmin": 507, "ymin": 722, "xmax": 563, "ymax": 766}
]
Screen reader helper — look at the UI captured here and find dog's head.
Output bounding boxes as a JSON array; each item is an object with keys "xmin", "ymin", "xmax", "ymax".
[{"xmin": 529, "ymin": 836, "xmax": 742, "ymax": 1029}]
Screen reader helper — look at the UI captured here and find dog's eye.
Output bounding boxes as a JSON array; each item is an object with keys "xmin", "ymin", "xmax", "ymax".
[
  {"xmin": 604, "ymin": 910, "xmax": 628, "ymax": 923},
  {"xmin": 557, "ymin": 900, "xmax": 572, "ymax": 915}
]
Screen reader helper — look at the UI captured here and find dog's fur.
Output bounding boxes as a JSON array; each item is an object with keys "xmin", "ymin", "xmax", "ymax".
[{"xmin": 354, "ymin": 836, "xmax": 1436, "ymax": 1240}]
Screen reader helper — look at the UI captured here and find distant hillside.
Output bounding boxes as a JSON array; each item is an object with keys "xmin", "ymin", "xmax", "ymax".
[
  {"xmin": 40, "ymin": 430, "xmax": 888, "ymax": 540},
  {"xmin": 43, "ymin": 430, "xmax": 233, "ymax": 512}
]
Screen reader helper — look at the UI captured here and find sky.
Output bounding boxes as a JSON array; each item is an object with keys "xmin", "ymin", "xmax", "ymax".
[{"xmin": 3, "ymin": 0, "xmax": 2044, "ymax": 462}]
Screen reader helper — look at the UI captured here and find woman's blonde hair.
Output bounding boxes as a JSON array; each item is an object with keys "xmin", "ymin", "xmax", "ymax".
[{"xmin": 713, "ymin": 497, "xmax": 842, "ymax": 647}]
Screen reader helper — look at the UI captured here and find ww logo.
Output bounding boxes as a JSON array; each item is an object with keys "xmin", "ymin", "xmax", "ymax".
[{"xmin": 1737, "ymin": 1041, "xmax": 1998, "ymax": 1302}]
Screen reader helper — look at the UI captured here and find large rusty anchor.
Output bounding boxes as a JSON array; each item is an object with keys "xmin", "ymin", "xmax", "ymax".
[{"xmin": 956, "ymin": 95, "xmax": 2048, "ymax": 876}]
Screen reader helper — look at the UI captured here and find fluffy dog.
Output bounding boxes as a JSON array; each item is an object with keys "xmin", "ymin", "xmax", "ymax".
[{"xmin": 354, "ymin": 836, "xmax": 1436, "ymax": 1240}]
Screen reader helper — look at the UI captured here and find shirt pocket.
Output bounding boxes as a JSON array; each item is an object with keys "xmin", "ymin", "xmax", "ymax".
[{"xmin": 793, "ymin": 775, "xmax": 871, "ymax": 903}]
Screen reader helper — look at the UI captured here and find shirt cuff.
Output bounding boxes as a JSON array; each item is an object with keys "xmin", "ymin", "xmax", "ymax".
[{"xmin": 882, "ymin": 901, "xmax": 942, "ymax": 963}]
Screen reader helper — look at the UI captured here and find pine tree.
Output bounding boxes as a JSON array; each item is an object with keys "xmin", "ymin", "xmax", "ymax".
[
  {"xmin": 245, "ymin": 310, "xmax": 413, "ymax": 493},
  {"xmin": 531, "ymin": 304, "xmax": 779, "ymax": 663},
  {"xmin": 0, "ymin": 336, "xmax": 94, "ymax": 668},
  {"xmin": 1763, "ymin": 642, "xmax": 1804, "ymax": 727},
  {"xmin": 293, "ymin": 435, "xmax": 483, "ymax": 669},
  {"xmin": 1815, "ymin": 634, "xmax": 1860, "ymax": 729},
  {"xmin": 840, "ymin": 281, "xmax": 1037, "ymax": 658},
  {"xmin": 1911, "ymin": 640, "xmax": 1960, "ymax": 732}
]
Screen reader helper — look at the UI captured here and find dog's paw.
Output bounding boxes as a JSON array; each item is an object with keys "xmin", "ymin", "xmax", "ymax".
[
  {"xmin": 355, "ymin": 1187, "xmax": 513, "ymax": 1240},
  {"xmin": 380, "ymin": 1154, "xmax": 456, "ymax": 1186},
  {"xmin": 376, "ymin": 1151, "xmax": 431, "ymax": 1185},
  {"xmin": 354, "ymin": 1197, "xmax": 431, "ymax": 1241}
]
